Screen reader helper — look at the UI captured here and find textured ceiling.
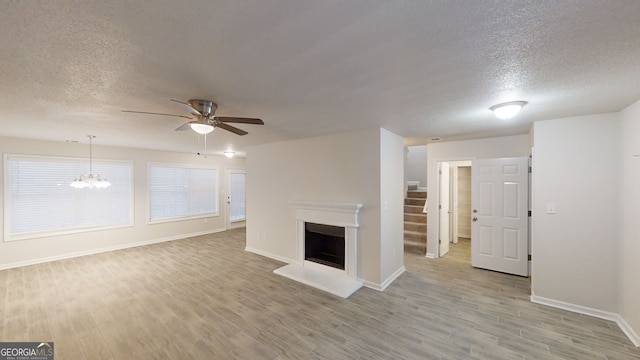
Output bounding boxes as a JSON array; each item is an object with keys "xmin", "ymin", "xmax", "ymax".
[{"xmin": 1, "ymin": 1, "xmax": 639, "ymax": 155}]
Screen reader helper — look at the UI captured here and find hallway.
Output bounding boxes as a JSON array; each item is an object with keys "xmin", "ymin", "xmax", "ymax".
[{"xmin": 399, "ymin": 237, "xmax": 640, "ymax": 359}]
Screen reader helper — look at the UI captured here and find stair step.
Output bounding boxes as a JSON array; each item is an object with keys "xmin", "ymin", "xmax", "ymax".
[
  {"xmin": 404, "ymin": 222, "xmax": 426, "ymax": 232},
  {"xmin": 404, "ymin": 197, "xmax": 426, "ymax": 206},
  {"xmin": 404, "ymin": 229, "xmax": 427, "ymax": 255},
  {"xmin": 404, "ymin": 240, "xmax": 426, "ymax": 255},
  {"xmin": 404, "ymin": 230, "xmax": 427, "ymax": 242},
  {"xmin": 404, "ymin": 189, "xmax": 428, "ymax": 255},
  {"xmin": 404, "ymin": 205, "xmax": 425, "ymax": 214},
  {"xmin": 404, "ymin": 213, "xmax": 426, "ymax": 223},
  {"xmin": 407, "ymin": 191, "xmax": 427, "ymax": 199}
]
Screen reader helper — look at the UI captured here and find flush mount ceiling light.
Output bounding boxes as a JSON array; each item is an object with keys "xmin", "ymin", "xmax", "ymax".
[
  {"xmin": 70, "ymin": 135, "xmax": 111, "ymax": 189},
  {"xmin": 190, "ymin": 122, "xmax": 214, "ymax": 135},
  {"xmin": 490, "ymin": 101, "xmax": 528, "ymax": 120},
  {"xmin": 224, "ymin": 151, "xmax": 235, "ymax": 158}
]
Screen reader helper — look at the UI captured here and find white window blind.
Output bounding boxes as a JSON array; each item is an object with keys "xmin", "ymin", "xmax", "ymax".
[
  {"xmin": 149, "ymin": 164, "xmax": 218, "ymax": 222},
  {"xmin": 5, "ymin": 155, "xmax": 133, "ymax": 241},
  {"xmin": 229, "ymin": 172, "xmax": 246, "ymax": 222}
]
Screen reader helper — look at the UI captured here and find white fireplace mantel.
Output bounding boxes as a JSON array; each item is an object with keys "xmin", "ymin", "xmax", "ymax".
[
  {"xmin": 289, "ymin": 200, "xmax": 363, "ymax": 227},
  {"xmin": 273, "ymin": 200, "xmax": 364, "ymax": 298}
]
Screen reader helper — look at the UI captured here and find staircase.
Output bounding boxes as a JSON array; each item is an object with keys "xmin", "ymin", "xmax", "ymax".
[{"xmin": 404, "ymin": 190, "xmax": 427, "ymax": 254}]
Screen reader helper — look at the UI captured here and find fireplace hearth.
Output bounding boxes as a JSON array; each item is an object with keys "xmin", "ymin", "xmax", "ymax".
[{"xmin": 273, "ymin": 201, "xmax": 363, "ymax": 298}]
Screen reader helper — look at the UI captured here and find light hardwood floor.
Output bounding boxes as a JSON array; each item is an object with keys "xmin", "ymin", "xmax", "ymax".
[{"xmin": 1, "ymin": 230, "xmax": 639, "ymax": 359}]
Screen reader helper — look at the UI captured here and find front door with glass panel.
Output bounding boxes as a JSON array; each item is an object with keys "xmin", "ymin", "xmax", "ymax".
[{"xmin": 227, "ymin": 170, "xmax": 246, "ymax": 227}]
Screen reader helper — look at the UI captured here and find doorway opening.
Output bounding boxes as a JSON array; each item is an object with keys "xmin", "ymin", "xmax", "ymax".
[{"xmin": 438, "ymin": 160, "xmax": 471, "ymax": 257}]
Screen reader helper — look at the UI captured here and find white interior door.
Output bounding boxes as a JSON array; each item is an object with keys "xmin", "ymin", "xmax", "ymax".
[
  {"xmin": 439, "ymin": 162, "xmax": 451, "ymax": 256},
  {"xmin": 471, "ymin": 157, "xmax": 529, "ymax": 276}
]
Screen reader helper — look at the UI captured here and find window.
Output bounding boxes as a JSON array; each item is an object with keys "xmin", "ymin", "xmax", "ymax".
[
  {"xmin": 149, "ymin": 164, "xmax": 218, "ymax": 222},
  {"xmin": 229, "ymin": 172, "xmax": 246, "ymax": 222},
  {"xmin": 4, "ymin": 154, "xmax": 133, "ymax": 241}
]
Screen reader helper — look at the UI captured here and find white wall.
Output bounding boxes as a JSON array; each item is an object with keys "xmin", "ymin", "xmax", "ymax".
[
  {"xmin": 406, "ymin": 145, "xmax": 427, "ymax": 187},
  {"xmin": 620, "ymin": 99, "xmax": 640, "ymax": 340},
  {"xmin": 531, "ymin": 113, "xmax": 619, "ymax": 312},
  {"xmin": 380, "ymin": 129, "xmax": 405, "ymax": 286},
  {"xmin": 246, "ymin": 127, "xmax": 405, "ymax": 287},
  {"xmin": 426, "ymin": 135, "xmax": 531, "ymax": 257},
  {"xmin": 0, "ymin": 136, "xmax": 245, "ymax": 268}
]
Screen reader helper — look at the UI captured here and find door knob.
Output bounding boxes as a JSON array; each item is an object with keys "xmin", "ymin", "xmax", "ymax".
[
  {"xmin": 473, "ymin": 209, "xmax": 477, "ymax": 213},
  {"xmin": 472, "ymin": 217, "xmax": 478, "ymax": 222}
]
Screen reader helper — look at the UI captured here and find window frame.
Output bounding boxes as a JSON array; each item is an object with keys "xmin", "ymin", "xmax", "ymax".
[
  {"xmin": 147, "ymin": 162, "xmax": 219, "ymax": 224},
  {"xmin": 3, "ymin": 153, "xmax": 134, "ymax": 242}
]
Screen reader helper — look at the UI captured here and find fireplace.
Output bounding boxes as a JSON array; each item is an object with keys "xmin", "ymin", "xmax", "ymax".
[
  {"xmin": 273, "ymin": 201, "xmax": 363, "ymax": 298},
  {"xmin": 305, "ymin": 222, "xmax": 345, "ymax": 270}
]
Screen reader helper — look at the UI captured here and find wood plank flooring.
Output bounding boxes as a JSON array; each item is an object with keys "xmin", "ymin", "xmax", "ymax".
[{"xmin": 1, "ymin": 229, "xmax": 639, "ymax": 359}]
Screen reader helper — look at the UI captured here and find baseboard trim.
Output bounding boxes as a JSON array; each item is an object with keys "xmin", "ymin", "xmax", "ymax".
[
  {"xmin": 360, "ymin": 279, "xmax": 380, "ymax": 290},
  {"xmin": 360, "ymin": 266, "xmax": 405, "ymax": 291},
  {"xmin": 0, "ymin": 228, "xmax": 227, "ymax": 271},
  {"xmin": 426, "ymin": 252, "xmax": 436, "ymax": 259},
  {"xmin": 380, "ymin": 265, "xmax": 405, "ymax": 291},
  {"xmin": 618, "ymin": 317, "xmax": 640, "ymax": 348},
  {"xmin": 531, "ymin": 295, "xmax": 639, "ymax": 347},
  {"xmin": 244, "ymin": 246, "xmax": 292, "ymax": 265}
]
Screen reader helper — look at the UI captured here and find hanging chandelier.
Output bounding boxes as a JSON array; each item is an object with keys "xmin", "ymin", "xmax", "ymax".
[{"xmin": 70, "ymin": 135, "xmax": 111, "ymax": 189}]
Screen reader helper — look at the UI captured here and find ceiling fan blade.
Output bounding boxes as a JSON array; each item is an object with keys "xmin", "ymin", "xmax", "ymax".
[
  {"xmin": 170, "ymin": 99, "xmax": 202, "ymax": 116},
  {"xmin": 175, "ymin": 121, "xmax": 196, "ymax": 131},
  {"xmin": 216, "ymin": 117, "xmax": 264, "ymax": 125},
  {"xmin": 216, "ymin": 122, "xmax": 248, "ymax": 136},
  {"xmin": 122, "ymin": 110, "xmax": 193, "ymax": 119}
]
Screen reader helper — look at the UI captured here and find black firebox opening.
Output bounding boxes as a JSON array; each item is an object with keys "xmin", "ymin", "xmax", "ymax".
[{"xmin": 305, "ymin": 222, "xmax": 346, "ymax": 270}]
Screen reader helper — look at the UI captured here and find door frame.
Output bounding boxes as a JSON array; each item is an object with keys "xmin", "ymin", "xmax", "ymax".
[
  {"xmin": 436, "ymin": 158, "xmax": 474, "ymax": 257},
  {"xmin": 449, "ymin": 160, "xmax": 472, "ymax": 244},
  {"xmin": 438, "ymin": 162, "xmax": 452, "ymax": 256},
  {"xmin": 225, "ymin": 168, "xmax": 247, "ymax": 230},
  {"xmin": 438, "ymin": 160, "xmax": 473, "ymax": 256}
]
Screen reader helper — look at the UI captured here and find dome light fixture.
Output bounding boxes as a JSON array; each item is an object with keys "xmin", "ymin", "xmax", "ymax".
[
  {"xmin": 490, "ymin": 101, "xmax": 528, "ymax": 120},
  {"xmin": 224, "ymin": 151, "xmax": 235, "ymax": 158}
]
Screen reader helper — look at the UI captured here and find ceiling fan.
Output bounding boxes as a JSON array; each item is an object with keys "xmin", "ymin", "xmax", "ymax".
[{"xmin": 122, "ymin": 99, "xmax": 264, "ymax": 135}]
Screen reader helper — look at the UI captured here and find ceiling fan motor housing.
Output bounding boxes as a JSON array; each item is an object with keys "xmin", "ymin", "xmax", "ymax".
[{"xmin": 189, "ymin": 99, "xmax": 217, "ymax": 117}]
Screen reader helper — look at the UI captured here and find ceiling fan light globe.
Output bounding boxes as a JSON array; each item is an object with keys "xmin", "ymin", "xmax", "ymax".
[{"xmin": 190, "ymin": 123, "xmax": 214, "ymax": 134}]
